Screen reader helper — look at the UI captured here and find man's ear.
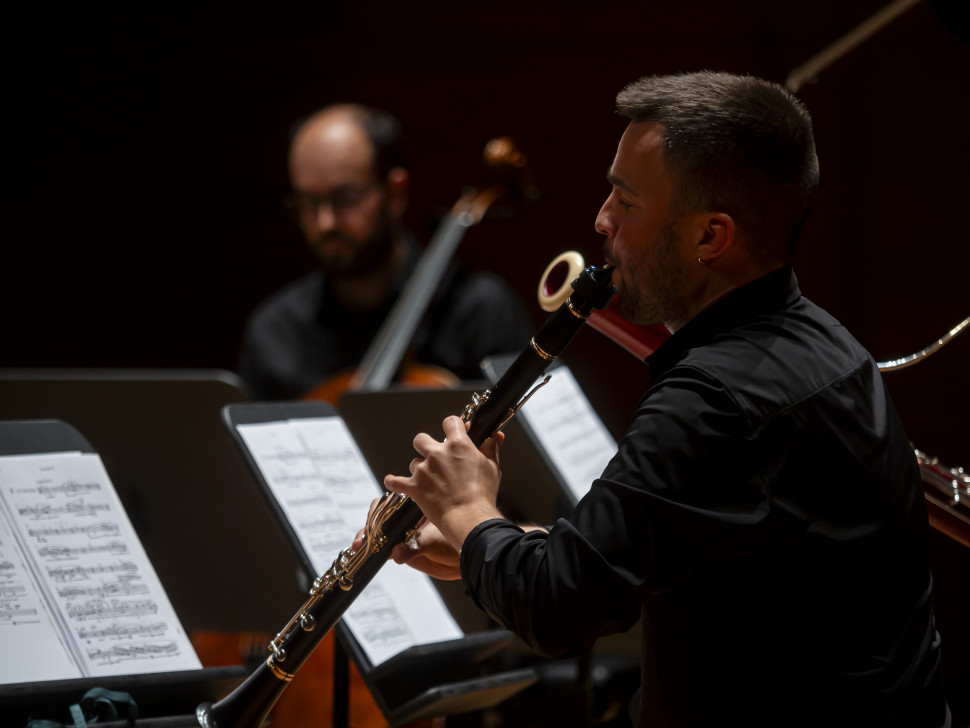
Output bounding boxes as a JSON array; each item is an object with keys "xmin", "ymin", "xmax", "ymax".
[
  {"xmin": 695, "ymin": 212, "xmax": 735, "ymax": 263},
  {"xmin": 385, "ymin": 167, "xmax": 410, "ymax": 219}
]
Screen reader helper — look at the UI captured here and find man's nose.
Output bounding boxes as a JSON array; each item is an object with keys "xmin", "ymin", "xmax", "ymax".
[
  {"xmin": 594, "ymin": 198, "xmax": 613, "ymax": 237},
  {"xmin": 314, "ymin": 201, "xmax": 338, "ymax": 233}
]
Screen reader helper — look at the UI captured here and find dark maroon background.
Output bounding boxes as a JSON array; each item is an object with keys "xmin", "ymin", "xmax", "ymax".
[
  {"xmin": 3, "ymin": 1, "xmax": 967, "ymax": 461},
  {"xmin": 2, "ymin": 0, "xmax": 968, "ymax": 715}
]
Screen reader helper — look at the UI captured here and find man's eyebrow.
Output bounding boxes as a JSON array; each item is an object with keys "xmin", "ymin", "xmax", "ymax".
[{"xmin": 606, "ymin": 168, "xmax": 637, "ymax": 195}]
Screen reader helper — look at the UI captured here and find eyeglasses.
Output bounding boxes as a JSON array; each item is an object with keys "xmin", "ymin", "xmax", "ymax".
[{"xmin": 284, "ymin": 182, "xmax": 380, "ymax": 219}]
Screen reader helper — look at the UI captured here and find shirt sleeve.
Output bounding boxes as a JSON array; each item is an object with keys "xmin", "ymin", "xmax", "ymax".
[{"xmin": 460, "ymin": 364, "xmax": 767, "ymax": 657}]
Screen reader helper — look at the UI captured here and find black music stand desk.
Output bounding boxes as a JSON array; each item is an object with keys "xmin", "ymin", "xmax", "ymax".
[
  {"xmin": 0, "ymin": 368, "xmax": 306, "ymax": 635},
  {"xmin": 0, "ymin": 419, "xmax": 245, "ymax": 727},
  {"xmin": 222, "ymin": 401, "xmax": 537, "ymax": 727}
]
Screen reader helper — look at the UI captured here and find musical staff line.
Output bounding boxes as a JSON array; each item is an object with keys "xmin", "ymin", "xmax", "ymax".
[{"xmin": 0, "ymin": 450, "xmax": 201, "ymax": 682}]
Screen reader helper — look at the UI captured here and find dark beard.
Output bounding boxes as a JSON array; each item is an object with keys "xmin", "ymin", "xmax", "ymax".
[
  {"xmin": 616, "ymin": 223, "xmax": 688, "ymax": 327},
  {"xmin": 316, "ymin": 204, "xmax": 395, "ymax": 278}
]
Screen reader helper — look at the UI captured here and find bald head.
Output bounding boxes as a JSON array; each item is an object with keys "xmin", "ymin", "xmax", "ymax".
[
  {"xmin": 289, "ymin": 103, "xmax": 405, "ymax": 184},
  {"xmin": 286, "ymin": 104, "xmax": 410, "ymax": 279},
  {"xmin": 288, "ymin": 106, "xmax": 376, "ymax": 194}
]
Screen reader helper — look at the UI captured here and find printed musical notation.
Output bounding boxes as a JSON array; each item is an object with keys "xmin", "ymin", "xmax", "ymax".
[
  {"xmin": 67, "ymin": 597, "xmax": 158, "ymax": 621},
  {"xmin": 19, "ymin": 499, "xmax": 111, "ymax": 520},
  {"xmin": 48, "ymin": 561, "xmax": 138, "ymax": 583},
  {"xmin": 10, "ymin": 480, "xmax": 102, "ymax": 499},
  {"xmin": 77, "ymin": 621, "xmax": 167, "ymax": 641},
  {"xmin": 39, "ymin": 541, "xmax": 129, "ymax": 561},
  {"xmin": 519, "ymin": 367, "xmax": 618, "ymax": 502},
  {"xmin": 0, "ymin": 451, "xmax": 201, "ymax": 684},
  {"xmin": 58, "ymin": 576, "xmax": 150, "ymax": 600},
  {"xmin": 88, "ymin": 641, "xmax": 179, "ymax": 666},
  {"xmin": 236, "ymin": 417, "xmax": 462, "ymax": 666},
  {"xmin": 0, "ymin": 582, "xmax": 40, "ymax": 624},
  {"xmin": 27, "ymin": 522, "xmax": 121, "ymax": 541}
]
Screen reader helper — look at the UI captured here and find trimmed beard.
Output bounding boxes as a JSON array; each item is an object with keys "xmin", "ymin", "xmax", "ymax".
[{"xmin": 616, "ymin": 221, "xmax": 689, "ymax": 327}]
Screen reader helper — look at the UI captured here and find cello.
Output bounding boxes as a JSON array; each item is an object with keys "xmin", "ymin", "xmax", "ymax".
[{"xmin": 304, "ymin": 136, "xmax": 532, "ymax": 403}]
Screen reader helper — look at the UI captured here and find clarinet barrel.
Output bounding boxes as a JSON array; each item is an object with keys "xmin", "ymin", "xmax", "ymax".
[{"xmin": 196, "ymin": 260, "xmax": 615, "ymax": 728}]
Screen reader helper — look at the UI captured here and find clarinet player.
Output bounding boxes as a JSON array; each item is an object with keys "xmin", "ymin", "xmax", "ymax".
[{"xmin": 378, "ymin": 72, "xmax": 951, "ymax": 727}]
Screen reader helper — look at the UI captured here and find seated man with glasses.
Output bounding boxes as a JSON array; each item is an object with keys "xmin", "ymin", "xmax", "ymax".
[{"xmin": 238, "ymin": 103, "xmax": 532, "ymax": 401}]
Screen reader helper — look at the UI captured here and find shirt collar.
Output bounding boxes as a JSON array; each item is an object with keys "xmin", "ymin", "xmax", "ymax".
[{"xmin": 645, "ymin": 265, "xmax": 801, "ymax": 379}]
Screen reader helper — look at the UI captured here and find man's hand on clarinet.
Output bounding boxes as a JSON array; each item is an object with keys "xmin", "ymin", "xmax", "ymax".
[
  {"xmin": 352, "ymin": 511, "xmax": 463, "ymax": 580},
  {"xmin": 395, "ymin": 519, "xmax": 463, "ymax": 580},
  {"xmin": 384, "ymin": 415, "xmax": 506, "ymax": 559}
]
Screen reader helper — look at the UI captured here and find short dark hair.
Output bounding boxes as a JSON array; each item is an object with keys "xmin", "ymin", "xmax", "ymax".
[
  {"xmin": 616, "ymin": 71, "xmax": 819, "ymax": 264},
  {"xmin": 346, "ymin": 104, "xmax": 406, "ymax": 179},
  {"xmin": 290, "ymin": 103, "xmax": 406, "ymax": 180}
]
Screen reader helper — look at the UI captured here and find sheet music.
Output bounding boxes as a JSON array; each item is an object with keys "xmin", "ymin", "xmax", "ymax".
[
  {"xmin": 519, "ymin": 367, "xmax": 617, "ymax": 502},
  {"xmin": 0, "ymin": 452, "xmax": 201, "ymax": 684},
  {"xmin": 0, "ymin": 499, "xmax": 80, "ymax": 683},
  {"xmin": 236, "ymin": 417, "xmax": 462, "ymax": 666}
]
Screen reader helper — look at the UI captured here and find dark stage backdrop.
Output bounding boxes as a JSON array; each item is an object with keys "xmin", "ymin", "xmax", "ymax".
[
  {"xmin": 3, "ymin": 1, "xmax": 967, "ymax": 461},
  {"xmin": 3, "ymin": 0, "xmax": 969, "ymax": 714}
]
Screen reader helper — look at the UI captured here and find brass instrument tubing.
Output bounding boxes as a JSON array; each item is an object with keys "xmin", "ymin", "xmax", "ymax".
[{"xmin": 877, "ymin": 316, "xmax": 970, "ymax": 371}]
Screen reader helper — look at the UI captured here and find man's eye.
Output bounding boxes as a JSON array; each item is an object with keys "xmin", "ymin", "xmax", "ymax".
[
  {"xmin": 610, "ymin": 187, "xmax": 632, "ymax": 210},
  {"xmin": 333, "ymin": 189, "xmax": 363, "ymax": 208}
]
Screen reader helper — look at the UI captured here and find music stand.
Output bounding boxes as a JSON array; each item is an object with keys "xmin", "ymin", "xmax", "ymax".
[
  {"xmin": 0, "ymin": 419, "xmax": 245, "ymax": 727},
  {"xmin": 222, "ymin": 401, "xmax": 536, "ymax": 727},
  {"xmin": 340, "ymin": 371, "xmax": 641, "ymax": 727},
  {"xmin": 0, "ymin": 369, "xmax": 306, "ymax": 634}
]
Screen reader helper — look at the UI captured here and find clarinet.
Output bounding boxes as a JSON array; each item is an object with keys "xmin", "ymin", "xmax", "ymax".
[{"xmin": 196, "ymin": 261, "xmax": 615, "ymax": 728}]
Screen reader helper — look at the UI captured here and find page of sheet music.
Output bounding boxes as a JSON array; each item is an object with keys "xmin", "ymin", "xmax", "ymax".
[
  {"xmin": 236, "ymin": 417, "xmax": 462, "ymax": 666},
  {"xmin": 0, "ymin": 452, "xmax": 201, "ymax": 682},
  {"xmin": 0, "ymin": 488, "xmax": 81, "ymax": 684},
  {"xmin": 519, "ymin": 367, "xmax": 618, "ymax": 502}
]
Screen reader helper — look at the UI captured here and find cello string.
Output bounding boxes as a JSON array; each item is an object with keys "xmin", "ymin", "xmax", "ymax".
[{"xmin": 351, "ymin": 210, "xmax": 472, "ymax": 390}]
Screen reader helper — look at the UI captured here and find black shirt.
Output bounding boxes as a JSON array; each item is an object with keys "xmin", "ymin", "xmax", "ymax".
[
  {"xmin": 238, "ymin": 239, "xmax": 533, "ymax": 400},
  {"xmin": 461, "ymin": 266, "xmax": 949, "ymax": 726}
]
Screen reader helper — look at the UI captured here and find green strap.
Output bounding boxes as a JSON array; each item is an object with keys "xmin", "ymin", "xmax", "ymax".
[
  {"xmin": 76, "ymin": 687, "xmax": 139, "ymax": 724},
  {"xmin": 26, "ymin": 687, "xmax": 138, "ymax": 728},
  {"xmin": 68, "ymin": 704, "xmax": 87, "ymax": 728}
]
